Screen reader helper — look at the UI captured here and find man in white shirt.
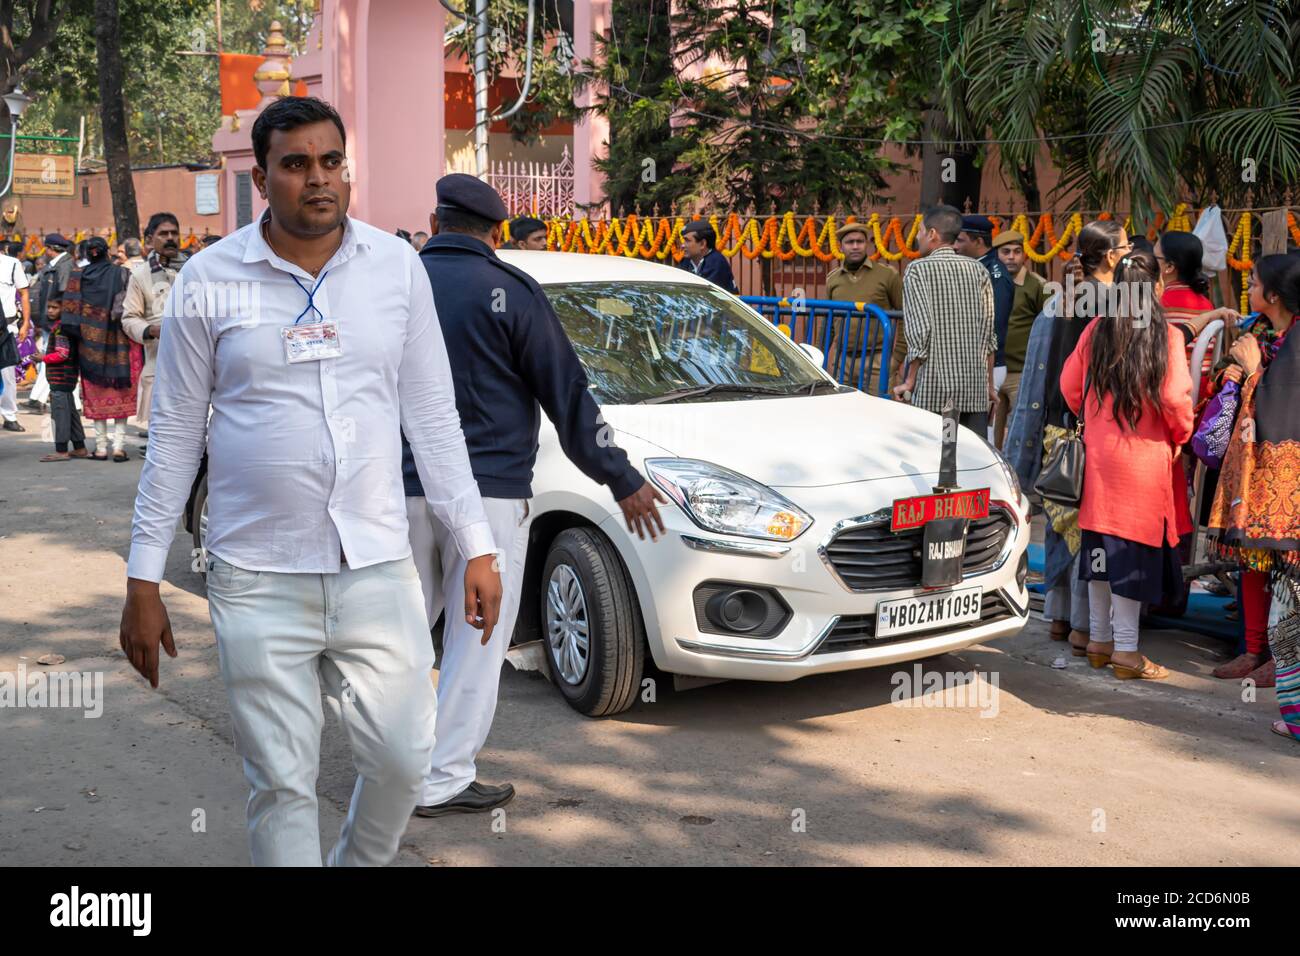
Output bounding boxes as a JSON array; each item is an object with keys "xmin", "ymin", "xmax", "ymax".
[
  {"xmin": 119, "ymin": 96, "xmax": 503, "ymax": 867},
  {"xmin": 0, "ymin": 239, "xmax": 30, "ymax": 431}
]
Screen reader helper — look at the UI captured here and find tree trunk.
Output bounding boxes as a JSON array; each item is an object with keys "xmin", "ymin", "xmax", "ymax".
[
  {"xmin": 1014, "ymin": 160, "xmax": 1041, "ymax": 213},
  {"xmin": 919, "ymin": 108, "xmax": 981, "ymax": 211},
  {"xmin": 94, "ymin": 0, "xmax": 140, "ymax": 239}
]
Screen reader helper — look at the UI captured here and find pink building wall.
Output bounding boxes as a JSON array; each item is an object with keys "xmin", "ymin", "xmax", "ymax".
[
  {"xmin": 12, "ymin": 165, "xmax": 225, "ymax": 239},
  {"xmin": 214, "ymin": 0, "xmax": 611, "ymax": 233}
]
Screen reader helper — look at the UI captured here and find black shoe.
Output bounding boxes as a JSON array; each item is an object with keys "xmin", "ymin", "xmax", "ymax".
[
  {"xmin": 22, "ymin": 399, "xmax": 41, "ymax": 411},
  {"xmin": 412, "ymin": 780, "xmax": 515, "ymax": 818},
  {"xmin": 2, "ymin": 419, "xmax": 23, "ymax": 432}
]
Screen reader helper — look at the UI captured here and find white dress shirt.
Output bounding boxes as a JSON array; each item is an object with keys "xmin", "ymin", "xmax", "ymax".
[
  {"xmin": 127, "ymin": 214, "xmax": 496, "ymax": 582},
  {"xmin": 0, "ymin": 252, "xmax": 29, "ymax": 322}
]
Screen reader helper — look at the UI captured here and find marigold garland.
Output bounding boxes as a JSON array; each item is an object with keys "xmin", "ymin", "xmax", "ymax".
[
  {"xmin": 1226, "ymin": 211, "xmax": 1254, "ymax": 313},
  {"xmin": 538, "ymin": 207, "xmax": 1264, "ymax": 304}
]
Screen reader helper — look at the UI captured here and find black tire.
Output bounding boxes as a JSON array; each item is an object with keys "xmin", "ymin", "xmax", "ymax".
[
  {"xmin": 540, "ymin": 527, "xmax": 645, "ymax": 717},
  {"xmin": 191, "ymin": 474, "xmax": 208, "ymax": 577}
]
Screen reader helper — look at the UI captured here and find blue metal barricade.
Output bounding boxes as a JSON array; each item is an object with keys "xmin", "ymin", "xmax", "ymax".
[{"xmin": 741, "ymin": 296, "xmax": 897, "ymax": 396}]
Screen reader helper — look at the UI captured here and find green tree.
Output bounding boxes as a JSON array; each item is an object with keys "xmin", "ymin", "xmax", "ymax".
[
  {"xmin": 442, "ymin": 0, "xmax": 582, "ymax": 155},
  {"xmin": 21, "ymin": 0, "xmax": 311, "ymax": 166},
  {"xmin": 583, "ymin": 0, "xmax": 953, "ymax": 215},
  {"xmin": 592, "ymin": 0, "xmax": 682, "ymax": 215},
  {"xmin": 938, "ymin": 0, "xmax": 1300, "ymax": 222}
]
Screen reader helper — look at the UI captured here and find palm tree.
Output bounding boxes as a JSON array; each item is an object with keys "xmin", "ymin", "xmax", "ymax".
[{"xmin": 938, "ymin": 0, "xmax": 1299, "ymax": 223}]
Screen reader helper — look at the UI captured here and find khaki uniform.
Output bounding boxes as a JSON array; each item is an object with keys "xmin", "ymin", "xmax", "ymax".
[
  {"xmin": 825, "ymin": 259, "xmax": 905, "ymax": 390},
  {"xmin": 121, "ymin": 254, "xmax": 182, "ymax": 431}
]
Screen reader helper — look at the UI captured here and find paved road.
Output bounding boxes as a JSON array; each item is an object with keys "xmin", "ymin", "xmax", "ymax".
[{"xmin": 2, "ymin": 404, "xmax": 1297, "ymax": 866}]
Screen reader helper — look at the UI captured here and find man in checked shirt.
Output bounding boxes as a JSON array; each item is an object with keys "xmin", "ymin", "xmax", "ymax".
[{"xmin": 891, "ymin": 204, "xmax": 998, "ymax": 433}]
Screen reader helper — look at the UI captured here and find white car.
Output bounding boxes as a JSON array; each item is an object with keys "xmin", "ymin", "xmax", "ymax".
[
  {"xmin": 500, "ymin": 251, "xmax": 1029, "ymax": 715},
  {"xmin": 189, "ymin": 251, "xmax": 1031, "ymax": 717}
]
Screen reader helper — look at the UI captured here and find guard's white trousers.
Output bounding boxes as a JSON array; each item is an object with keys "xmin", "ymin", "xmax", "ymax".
[
  {"xmin": 205, "ymin": 552, "xmax": 437, "ymax": 866},
  {"xmin": 0, "ymin": 363, "xmax": 16, "ymax": 421},
  {"xmin": 406, "ymin": 495, "xmax": 531, "ymax": 806}
]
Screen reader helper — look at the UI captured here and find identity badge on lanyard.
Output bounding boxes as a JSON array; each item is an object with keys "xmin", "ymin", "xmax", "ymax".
[{"xmin": 281, "ymin": 270, "xmax": 343, "ymax": 364}]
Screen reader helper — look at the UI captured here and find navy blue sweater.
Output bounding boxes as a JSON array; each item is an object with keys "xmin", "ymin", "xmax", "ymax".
[
  {"xmin": 979, "ymin": 249, "xmax": 1015, "ymax": 365},
  {"xmin": 678, "ymin": 249, "xmax": 737, "ymax": 293},
  {"xmin": 402, "ymin": 233, "xmax": 643, "ymax": 501}
]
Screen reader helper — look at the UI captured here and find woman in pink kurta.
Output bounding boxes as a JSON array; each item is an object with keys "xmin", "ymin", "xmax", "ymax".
[{"xmin": 1060, "ymin": 251, "xmax": 1194, "ymax": 680}]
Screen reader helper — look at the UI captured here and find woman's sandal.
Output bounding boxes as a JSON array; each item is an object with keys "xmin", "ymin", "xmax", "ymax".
[
  {"xmin": 91, "ymin": 451, "xmax": 109, "ymax": 461},
  {"xmin": 1271, "ymin": 720, "xmax": 1299, "ymax": 741},
  {"xmin": 1085, "ymin": 643, "xmax": 1113, "ymax": 669},
  {"xmin": 1111, "ymin": 656, "xmax": 1169, "ymax": 680},
  {"xmin": 1068, "ymin": 630, "xmax": 1091, "ymax": 657},
  {"xmin": 113, "ymin": 450, "xmax": 129, "ymax": 462}
]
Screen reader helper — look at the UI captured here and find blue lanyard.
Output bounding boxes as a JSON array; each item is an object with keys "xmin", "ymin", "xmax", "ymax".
[{"xmin": 291, "ymin": 269, "xmax": 332, "ymax": 326}]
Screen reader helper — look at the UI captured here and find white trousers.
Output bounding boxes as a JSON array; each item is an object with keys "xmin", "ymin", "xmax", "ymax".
[
  {"xmin": 93, "ymin": 417, "xmax": 127, "ymax": 453},
  {"xmin": 135, "ymin": 339, "xmax": 156, "ymax": 430},
  {"xmin": 205, "ymin": 552, "xmax": 437, "ymax": 866},
  {"xmin": 1087, "ymin": 579, "xmax": 1142, "ymax": 653},
  {"xmin": 0, "ymin": 363, "xmax": 16, "ymax": 421},
  {"xmin": 406, "ymin": 495, "xmax": 531, "ymax": 806}
]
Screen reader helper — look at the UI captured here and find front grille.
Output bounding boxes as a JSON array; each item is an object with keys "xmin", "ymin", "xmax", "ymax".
[
  {"xmin": 821, "ymin": 507, "xmax": 1013, "ymax": 592},
  {"xmin": 812, "ymin": 590, "xmax": 1015, "ymax": 655}
]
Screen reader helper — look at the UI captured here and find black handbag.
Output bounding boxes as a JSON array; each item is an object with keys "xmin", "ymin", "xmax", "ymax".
[
  {"xmin": 1034, "ymin": 376, "xmax": 1088, "ymax": 507},
  {"xmin": 0, "ymin": 325, "xmax": 18, "ymax": 370}
]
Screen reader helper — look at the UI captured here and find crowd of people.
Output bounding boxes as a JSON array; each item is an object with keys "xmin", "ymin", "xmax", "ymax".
[
  {"xmin": 0, "ymin": 220, "xmax": 216, "ymax": 459},
  {"xmin": 3, "ymin": 93, "xmax": 1297, "ymax": 867},
  {"xmin": 874, "ymin": 205, "xmax": 1299, "ymax": 742}
]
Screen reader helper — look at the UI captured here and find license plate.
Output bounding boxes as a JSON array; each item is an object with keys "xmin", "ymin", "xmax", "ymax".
[
  {"xmin": 890, "ymin": 488, "xmax": 990, "ymax": 532},
  {"xmin": 875, "ymin": 586, "xmax": 983, "ymax": 639}
]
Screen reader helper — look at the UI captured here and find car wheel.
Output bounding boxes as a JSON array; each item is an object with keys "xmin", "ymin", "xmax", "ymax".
[
  {"xmin": 541, "ymin": 527, "xmax": 645, "ymax": 717},
  {"xmin": 192, "ymin": 474, "xmax": 209, "ymax": 576}
]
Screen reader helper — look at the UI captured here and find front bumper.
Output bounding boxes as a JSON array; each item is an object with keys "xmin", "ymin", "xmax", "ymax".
[{"xmin": 601, "ymin": 484, "xmax": 1030, "ymax": 683}]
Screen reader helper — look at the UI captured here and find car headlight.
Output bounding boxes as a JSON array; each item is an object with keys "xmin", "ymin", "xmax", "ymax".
[
  {"xmin": 979, "ymin": 437, "xmax": 1025, "ymax": 510},
  {"xmin": 645, "ymin": 458, "xmax": 812, "ymax": 541}
]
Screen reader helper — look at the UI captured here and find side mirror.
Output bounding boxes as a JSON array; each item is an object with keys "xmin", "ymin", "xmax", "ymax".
[{"xmin": 797, "ymin": 342, "xmax": 824, "ymax": 367}]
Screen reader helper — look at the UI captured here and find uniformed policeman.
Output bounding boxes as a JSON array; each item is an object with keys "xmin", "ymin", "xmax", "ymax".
[
  {"xmin": 825, "ymin": 220, "xmax": 905, "ymax": 389},
  {"xmin": 954, "ymin": 215, "xmax": 1014, "ymax": 415},
  {"xmin": 402, "ymin": 174, "xmax": 666, "ymax": 818}
]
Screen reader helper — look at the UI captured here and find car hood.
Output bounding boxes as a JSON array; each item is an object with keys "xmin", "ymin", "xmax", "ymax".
[{"xmin": 602, "ymin": 390, "xmax": 1002, "ymax": 489}]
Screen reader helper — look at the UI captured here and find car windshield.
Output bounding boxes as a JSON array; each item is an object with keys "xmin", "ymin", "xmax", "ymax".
[{"xmin": 543, "ymin": 281, "xmax": 826, "ymax": 405}]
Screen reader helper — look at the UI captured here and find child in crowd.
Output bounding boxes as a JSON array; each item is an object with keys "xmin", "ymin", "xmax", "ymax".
[{"xmin": 31, "ymin": 299, "xmax": 87, "ymax": 461}]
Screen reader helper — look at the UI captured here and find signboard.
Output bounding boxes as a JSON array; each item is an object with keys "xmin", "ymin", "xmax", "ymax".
[
  {"xmin": 890, "ymin": 487, "xmax": 990, "ymax": 533},
  {"xmin": 195, "ymin": 172, "xmax": 220, "ymax": 215},
  {"xmin": 920, "ymin": 516, "xmax": 969, "ymax": 588},
  {"xmin": 13, "ymin": 153, "xmax": 75, "ymax": 197}
]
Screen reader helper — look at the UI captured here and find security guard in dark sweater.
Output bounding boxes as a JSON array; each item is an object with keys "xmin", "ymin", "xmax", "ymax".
[
  {"xmin": 402, "ymin": 175, "xmax": 664, "ymax": 817},
  {"xmin": 954, "ymin": 215, "xmax": 1015, "ymax": 421}
]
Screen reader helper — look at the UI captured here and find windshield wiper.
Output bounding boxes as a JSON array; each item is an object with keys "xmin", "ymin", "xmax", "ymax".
[
  {"xmin": 804, "ymin": 379, "xmax": 841, "ymax": 395},
  {"xmin": 637, "ymin": 383, "xmax": 796, "ymax": 404}
]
